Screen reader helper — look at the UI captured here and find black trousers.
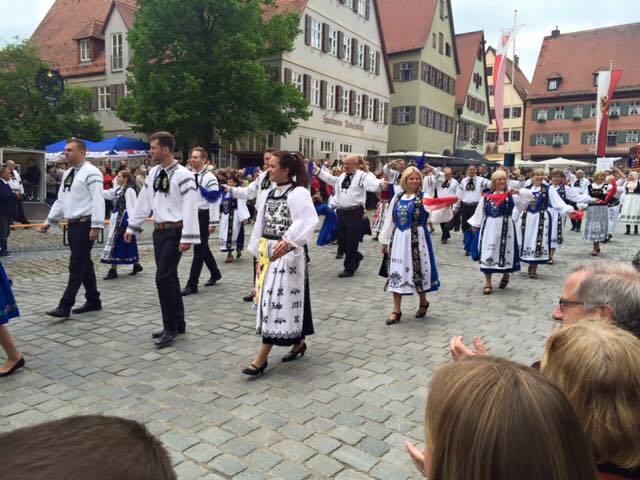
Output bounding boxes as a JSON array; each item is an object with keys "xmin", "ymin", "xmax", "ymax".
[
  {"xmin": 187, "ymin": 210, "xmax": 220, "ymax": 288},
  {"xmin": 337, "ymin": 206, "xmax": 364, "ymax": 273},
  {"xmin": 440, "ymin": 222, "xmax": 451, "ymax": 240},
  {"xmin": 60, "ymin": 222, "xmax": 100, "ymax": 310},
  {"xmin": 14, "ymin": 197, "xmax": 28, "ymax": 223},
  {"xmin": 0, "ymin": 215, "xmax": 10, "ymax": 252},
  {"xmin": 450, "ymin": 209, "xmax": 461, "ymax": 231},
  {"xmin": 460, "ymin": 202, "xmax": 479, "ymax": 233},
  {"xmin": 153, "ymin": 228, "xmax": 184, "ymax": 333}
]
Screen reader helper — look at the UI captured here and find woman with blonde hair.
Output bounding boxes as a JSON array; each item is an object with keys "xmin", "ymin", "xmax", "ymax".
[
  {"xmin": 468, "ymin": 170, "xmax": 531, "ymax": 294},
  {"xmin": 405, "ymin": 356, "xmax": 598, "ymax": 480},
  {"xmin": 541, "ymin": 322, "xmax": 640, "ymax": 480},
  {"xmin": 379, "ymin": 166, "xmax": 440, "ymax": 325}
]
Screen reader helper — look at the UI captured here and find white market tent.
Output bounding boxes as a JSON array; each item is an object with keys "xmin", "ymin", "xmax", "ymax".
[{"xmin": 538, "ymin": 157, "xmax": 594, "ymax": 168}]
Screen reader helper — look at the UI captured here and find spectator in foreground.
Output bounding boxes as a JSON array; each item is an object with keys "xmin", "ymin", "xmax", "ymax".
[
  {"xmin": 0, "ymin": 415, "xmax": 176, "ymax": 480},
  {"xmin": 405, "ymin": 357, "xmax": 598, "ymax": 479},
  {"xmin": 541, "ymin": 322, "xmax": 640, "ymax": 480}
]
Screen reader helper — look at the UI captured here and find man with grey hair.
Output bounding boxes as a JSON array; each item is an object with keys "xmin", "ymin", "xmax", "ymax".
[{"xmin": 0, "ymin": 166, "xmax": 17, "ymax": 256}]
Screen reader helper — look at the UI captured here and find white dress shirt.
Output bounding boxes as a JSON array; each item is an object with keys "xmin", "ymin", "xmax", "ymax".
[
  {"xmin": 193, "ymin": 167, "xmax": 220, "ymax": 226},
  {"xmin": 232, "ymin": 171, "xmax": 273, "ymax": 214},
  {"xmin": 423, "ymin": 169, "xmax": 459, "ymax": 198},
  {"xmin": 317, "ymin": 167, "xmax": 383, "ymax": 208},
  {"xmin": 126, "ymin": 162, "xmax": 201, "ymax": 244},
  {"xmin": 457, "ymin": 176, "xmax": 491, "ymax": 204},
  {"xmin": 571, "ymin": 177, "xmax": 591, "ymax": 195},
  {"xmin": 45, "ymin": 162, "xmax": 105, "ymax": 229},
  {"xmin": 8, "ymin": 170, "xmax": 23, "ymax": 195}
]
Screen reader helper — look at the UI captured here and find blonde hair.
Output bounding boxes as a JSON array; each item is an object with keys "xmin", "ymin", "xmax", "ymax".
[
  {"xmin": 426, "ymin": 357, "xmax": 597, "ymax": 480},
  {"xmin": 399, "ymin": 166, "xmax": 423, "ymax": 192},
  {"xmin": 541, "ymin": 322, "xmax": 640, "ymax": 469},
  {"xmin": 490, "ymin": 170, "xmax": 507, "ymax": 191},
  {"xmin": 531, "ymin": 167, "xmax": 546, "ymax": 177},
  {"xmin": 594, "ymin": 171, "xmax": 606, "ymax": 183}
]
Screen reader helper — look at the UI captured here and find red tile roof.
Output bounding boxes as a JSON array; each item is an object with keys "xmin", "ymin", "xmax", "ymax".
[
  {"xmin": 486, "ymin": 46, "xmax": 531, "ymax": 101},
  {"xmin": 30, "ymin": 0, "xmax": 137, "ymax": 78},
  {"xmin": 378, "ymin": 0, "xmax": 436, "ymax": 54},
  {"xmin": 262, "ymin": 0, "xmax": 308, "ymax": 20},
  {"xmin": 529, "ymin": 23, "xmax": 640, "ymax": 99},
  {"xmin": 454, "ymin": 31, "xmax": 483, "ymax": 106},
  {"xmin": 72, "ymin": 20, "xmax": 105, "ymax": 41}
]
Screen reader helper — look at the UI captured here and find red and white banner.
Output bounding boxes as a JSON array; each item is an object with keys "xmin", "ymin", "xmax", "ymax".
[
  {"xmin": 596, "ymin": 69, "xmax": 624, "ymax": 157},
  {"xmin": 493, "ymin": 31, "xmax": 516, "ymax": 145}
]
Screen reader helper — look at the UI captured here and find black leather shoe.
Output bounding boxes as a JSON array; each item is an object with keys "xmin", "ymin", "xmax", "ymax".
[
  {"xmin": 242, "ymin": 361, "xmax": 268, "ymax": 376},
  {"xmin": 243, "ymin": 293, "xmax": 254, "ymax": 302},
  {"xmin": 152, "ymin": 325, "xmax": 185, "ymax": 339},
  {"xmin": 0, "ymin": 356, "xmax": 25, "ymax": 377},
  {"xmin": 282, "ymin": 342, "xmax": 307, "ymax": 363},
  {"xmin": 181, "ymin": 286, "xmax": 198, "ymax": 296},
  {"xmin": 71, "ymin": 302, "xmax": 102, "ymax": 314},
  {"xmin": 335, "ymin": 253, "xmax": 344, "ymax": 259},
  {"xmin": 338, "ymin": 270, "xmax": 354, "ymax": 278},
  {"xmin": 103, "ymin": 269, "xmax": 118, "ymax": 280},
  {"xmin": 154, "ymin": 331, "xmax": 177, "ymax": 348},
  {"xmin": 205, "ymin": 271, "xmax": 222, "ymax": 286},
  {"xmin": 130, "ymin": 264, "xmax": 143, "ymax": 276},
  {"xmin": 46, "ymin": 307, "xmax": 71, "ymax": 318}
]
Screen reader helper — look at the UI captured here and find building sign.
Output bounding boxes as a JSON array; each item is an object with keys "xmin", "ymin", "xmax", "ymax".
[{"xmin": 322, "ymin": 116, "xmax": 365, "ymax": 132}]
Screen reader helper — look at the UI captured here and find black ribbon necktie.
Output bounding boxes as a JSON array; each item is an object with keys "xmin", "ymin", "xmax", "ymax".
[
  {"xmin": 153, "ymin": 169, "xmax": 169, "ymax": 193},
  {"xmin": 466, "ymin": 179, "xmax": 476, "ymax": 191},
  {"xmin": 63, "ymin": 168, "xmax": 76, "ymax": 191},
  {"xmin": 194, "ymin": 173, "xmax": 200, "ymax": 188},
  {"xmin": 341, "ymin": 173, "xmax": 353, "ymax": 190},
  {"xmin": 574, "ymin": 180, "xmax": 581, "ymax": 188},
  {"xmin": 442, "ymin": 180, "xmax": 450, "ymax": 189},
  {"xmin": 261, "ymin": 174, "xmax": 271, "ymax": 190}
]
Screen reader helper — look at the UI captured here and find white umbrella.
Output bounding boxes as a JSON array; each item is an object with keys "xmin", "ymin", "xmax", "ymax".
[{"xmin": 539, "ymin": 158, "xmax": 593, "ymax": 168}]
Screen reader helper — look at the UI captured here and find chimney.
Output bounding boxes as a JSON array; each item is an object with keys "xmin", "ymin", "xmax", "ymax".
[{"xmin": 551, "ymin": 26, "xmax": 560, "ymax": 38}]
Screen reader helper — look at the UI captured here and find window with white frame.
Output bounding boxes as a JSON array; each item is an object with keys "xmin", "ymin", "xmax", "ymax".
[
  {"xmin": 80, "ymin": 39, "xmax": 91, "ymax": 63},
  {"xmin": 398, "ymin": 106, "xmax": 411, "ymax": 124},
  {"xmin": 511, "ymin": 130, "xmax": 521, "ymax": 142},
  {"xmin": 590, "ymin": 103, "xmax": 597, "ymax": 118},
  {"xmin": 311, "ymin": 19, "xmax": 322, "ymax": 49},
  {"xmin": 342, "ymin": 89, "xmax": 350, "ymax": 113},
  {"xmin": 400, "ymin": 62, "xmax": 413, "ymax": 81},
  {"xmin": 298, "ymin": 137, "xmax": 315, "ymax": 159},
  {"xmin": 369, "ymin": 50, "xmax": 376, "ymax": 73},
  {"xmin": 329, "ymin": 30, "xmax": 338, "ymax": 56},
  {"xmin": 357, "ymin": 0, "xmax": 366, "ymax": 15},
  {"xmin": 548, "ymin": 79, "xmax": 558, "ymax": 91},
  {"xmin": 607, "ymin": 131, "xmax": 618, "ymax": 145},
  {"xmin": 355, "ymin": 93, "xmax": 362, "ymax": 117},
  {"xmin": 537, "ymin": 108, "xmax": 548, "ymax": 120},
  {"xmin": 344, "ymin": 0, "xmax": 353, "ymax": 8},
  {"xmin": 572, "ymin": 104, "xmax": 583, "ymax": 118},
  {"xmin": 378, "ymin": 101, "xmax": 385, "ymax": 123},
  {"xmin": 340, "ymin": 143, "xmax": 353, "ymax": 153},
  {"xmin": 552, "ymin": 133, "xmax": 564, "ymax": 145},
  {"xmin": 124, "ymin": 84, "xmax": 131, "ymax": 97},
  {"xmin": 626, "ymin": 130, "xmax": 639, "ymax": 143},
  {"xmin": 629, "ymin": 101, "xmax": 640, "ymax": 115},
  {"xmin": 609, "ymin": 102, "xmax": 621, "ymax": 116},
  {"xmin": 111, "ymin": 33, "xmax": 123, "ymax": 71},
  {"xmin": 554, "ymin": 106, "xmax": 565, "ymax": 120},
  {"xmin": 344, "ymin": 36, "xmax": 352, "ymax": 63},
  {"xmin": 358, "ymin": 44, "xmax": 365, "ymax": 68},
  {"xmin": 368, "ymin": 97, "xmax": 375, "ymax": 119},
  {"xmin": 535, "ymin": 134, "xmax": 546, "ymax": 145},
  {"xmin": 586, "ymin": 131, "xmax": 596, "ymax": 144},
  {"xmin": 327, "ymin": 84, "xmax": 336, "ymax": 111},
  {"xmin": 310, "ymin": 79, "xmax": 321, "ymax": 107},
  {"xmin": 98, "ymin": 86, "xmax": 111, "ymax": 110},
  {"xmin": 320, "ymin": 140, "xmax": 335, "ymax": 152},
  {"xmin": 292, "ymin": 72, "xmax": 304, "ymax": 93}
]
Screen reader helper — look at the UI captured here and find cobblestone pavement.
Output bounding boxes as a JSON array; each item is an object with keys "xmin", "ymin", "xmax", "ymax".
[{"xmin": 1, "ymin": 222, "xmax": 637, "ymax": 479}]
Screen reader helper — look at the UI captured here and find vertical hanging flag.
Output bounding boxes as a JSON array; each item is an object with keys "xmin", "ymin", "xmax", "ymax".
[
  {"xmin": 596, "ymin": 68, "xmax": 624, "ymax": 157},
  {"xmin": 493, "ymin": 30, "xmax": 516, "ymax": 145}
]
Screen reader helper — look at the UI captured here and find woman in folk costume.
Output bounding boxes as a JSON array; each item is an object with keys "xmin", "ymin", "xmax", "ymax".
[
  {"xmin": 547, "ymin": 169, "xmax": 595, "ymax": 264},
  {"xmin": 0, "ymin": 262, "xmax": 25, "ymax": 377},
  {"xmin": 619, "ymin": 171, "xmax": 640, "ymax": 235},
  {"xmin": 516, "ymin": 168, "xmax": 572, "ymax": 279},
  {"xmin": 313, "ymin": 195, "xmax": 338, "ymax": 247},
  {"xmin": 371, "ymin": 187, "xmax": 391, "ymax": 241},
  {"xmin": 468, "ymin": 170, "xmax": 531, "ymax": 295},
  {"xmin": 219, "ymin": 174, "xmax": 250, "ymax": 263},
  {"xmin": 585, "ymin": 172, "xmax": 619, "ymax": 256},
  {"xmin": 100, "ymin": 169, "xmax": 143, "ymax": 279},
  {"xmin": 379, "ymin": 167, "xmax": 440, "ymax": 326},
  {"xmin": 604, "ymin": 173, "xmax": 624, "ymax": 242},
  {"xmin": 242, "ymin": 151, "xmax": 319, "ymax": 376}
]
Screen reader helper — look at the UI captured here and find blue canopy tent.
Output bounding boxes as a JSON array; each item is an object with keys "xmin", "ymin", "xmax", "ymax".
[
  {"xmin": 90, "ymin": 136, "xmax": 149, "ymax": 158},
  {"xmin": 45, "ymin": 138, "xmax": 98, "ymax": 162}
]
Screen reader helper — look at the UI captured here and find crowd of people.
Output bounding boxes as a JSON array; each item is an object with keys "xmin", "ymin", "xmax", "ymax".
[{"xmin": 1, "ymin": 135, "xmax": 640, "ymax": 479}]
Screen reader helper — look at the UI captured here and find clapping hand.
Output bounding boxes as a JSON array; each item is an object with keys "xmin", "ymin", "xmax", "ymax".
[{"xmin": 449, "ymin": 336, "xmax": 488, "ymax": 362}]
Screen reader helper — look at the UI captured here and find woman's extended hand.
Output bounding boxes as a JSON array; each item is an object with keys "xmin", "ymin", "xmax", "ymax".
[{"xmin": 270, "ymin": 240, "xmax": 292, "ymax": 261}]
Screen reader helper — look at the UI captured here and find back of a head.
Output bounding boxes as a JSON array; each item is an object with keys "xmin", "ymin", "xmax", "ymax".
[
  {"xmin": 0, "ymin": 415, "xmax": 176, "ymax": 480},
  {"xmin": 542, "ymin": 323, "xmax": 640, "ymax": 470},
  {"xmin": 426, "ymin": 357, "xmax": 597, "ymax": 480}
]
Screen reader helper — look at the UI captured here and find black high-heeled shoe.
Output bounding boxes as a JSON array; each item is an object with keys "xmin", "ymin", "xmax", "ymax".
[
  {"xmin": 130, "ymin": 264, "xmax": 143, "ymax": 276},
  {"xmin": 242, "ymin": 361, "xmax": 268, "ymax": 376},
  {"xmin": 103, "ymin": 269, "xmax": 117, "ymax": 280},
  {"xmin": 282, "ymin": 342, "xmax": 307, "ymax": 363},
  {"xmin": 386, "ymin": 311, "xmax": 402, "ymax": 325},
  {"xmin": 415, "ymin": 302, "xmax": 429, "ymax": 318}
]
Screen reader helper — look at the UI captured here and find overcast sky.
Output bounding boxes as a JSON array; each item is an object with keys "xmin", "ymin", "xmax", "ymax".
[{"xmin": 1, "ymin": 0, "xmax": 639, "ymax": 82}]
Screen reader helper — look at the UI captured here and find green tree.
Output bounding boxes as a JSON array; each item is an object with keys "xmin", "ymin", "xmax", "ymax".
[
  {"xmin": 118, "ymin": 0, "xmax": 310, "ymax": 149},
  {"xmin": 0, "ymin": 41, "xmax": 103, "ymax": 149}
]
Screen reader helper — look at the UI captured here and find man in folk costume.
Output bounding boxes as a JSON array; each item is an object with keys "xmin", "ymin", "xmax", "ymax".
[
  {"xmin": 456, "ymin": 165, "xmax": 491, "ymax": 255},
  {"xmin": 181, "ymin": 147, "xmax": 222, "ymax": 296},
  {"xmin": 40, "ymin": 139, "xmax": 105, "ymax": 318},
  {"xmin": 228, "ymin": 150, "xmax": 275, "ymax": 301},
  {"xmin": 423, "ymin": 166, "xmax": 459, "ymax": 244},
  {"xmin": 124, "ymin": 132, "xmax": 201, "ymax": 349},
  {"xmin": 242, "ymin": 151, "xmax": 318, "ymax": 376},
  {"xmin": 316, "ymin": 155, "xmax": 387, "ymax": 277}
]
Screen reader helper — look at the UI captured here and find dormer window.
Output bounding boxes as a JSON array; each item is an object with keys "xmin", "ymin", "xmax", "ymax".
[
  {"xmin": 548, "ymin": 79, "xmax": 559, "ymax": 91},
  {"xmin": 80, "ymin": 39, "xmax": 91, "ymax": 63}
]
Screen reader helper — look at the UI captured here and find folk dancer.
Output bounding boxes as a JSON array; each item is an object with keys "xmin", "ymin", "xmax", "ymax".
[
  {"xmin": 604, "ymin": 173, "xmax": 625, "ymax": 242},
  {"xmin": 423, "ymin": 167, "xmax": 459, "ymax": 244},
  {"xmin": 583, "ymin": 172, "xmax": 620, "ymax": 256},
  {"xmin": 124, "ymin": 132, "xmax": 201, "ymax": 349},
  {"xmin": 101, "ymin": 169, "xmax": 143, "ymax": 279},
  {"xmin": 516, "ymin": 168, "xmax": 572, "ymax": 278},
  {"xmin": 219, "ymin": 174, "xmax": 250, "ymax": 263},
  {"xmin": 181, "ymin": 147, "xmax": 222, "ymax": 296},
  {"xmin": 242, "ymin": 151, "xmax": 318, "ymax": 376},
  {"xmin": 0, "ymin": 167, "xmax": 16, "ymax": 257},
  {"xmin": 619, "ymin": 171, "xmax": 640, "ymax": 235},
  {"xmin": 456, "ymin": 165, "xmax": 491, "ymax": 255},
  {"xmin": 228, "ymin": 150, "xmax": 274, "ymax": 301},
  {"xmin": 379, "ymin": 167, "xmax": 440, "ymax": 325},
  {"xmin": 0, "ymin": 261, "xmax": 25, "ymax": 377},
  {"xmin": 566, "ymin": 169, "xmax": 590, "ymax": 232},
  {"xmin": 39, "ymin": 140, "xmax": 105, "ymax": 318},
  {"xmin": 6, "ymin": 161, "xmax": 29, "ymax": 224},
  {"xmin": 316, "ymin": 155, "xmax": 387, "ymax": 277},
  {"xmin": 547, "ymin": 169, "xmax": 595, "ymax": 264}
]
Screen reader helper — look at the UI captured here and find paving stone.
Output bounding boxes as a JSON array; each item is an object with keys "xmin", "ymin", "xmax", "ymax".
[
  {"xmin": 271, "ymin": 461, "xmax": 312, "ymax": 480},
  {"xmin": 271, "ymin": 439, "xmax": 316, "ymax": 463},
  {"xmin": 306, "ymin": 453, "xmax": 344, "ymax": 477},
  {"xmin": 183, "ymin": 443, "xmax": 221, "ymax": 463},
  {"xmin": 331, "ymin": 445, "xmax": 379, "ymax": 472},
  {"xmin": 208, "ymin": 453, "xmax": 248, "ymax": 477}
]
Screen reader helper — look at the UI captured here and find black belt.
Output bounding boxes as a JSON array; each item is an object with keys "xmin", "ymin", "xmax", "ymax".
[
  {"xmin": 154, "ymin": 221, "xmax": 183, "ymax": 230},
  {"xmin": 263, "ymin": 234, "xmax": 283, "ymax": 240},
  {"xmin": 337, "ymin": 205, "xmax": 364, "ymax": 212},
  {"xmin": 461, "ymin": 202, "xmax": 479, "ymax": 207},
  {"xmin": 68, "ymin": 215, "xmax": 92, "ymax": 224}
]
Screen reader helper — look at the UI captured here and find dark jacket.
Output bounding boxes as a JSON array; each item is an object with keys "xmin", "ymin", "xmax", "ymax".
[{"xmin": 0, "ymin": 180, "xmax": 16, "ymax": 218}]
